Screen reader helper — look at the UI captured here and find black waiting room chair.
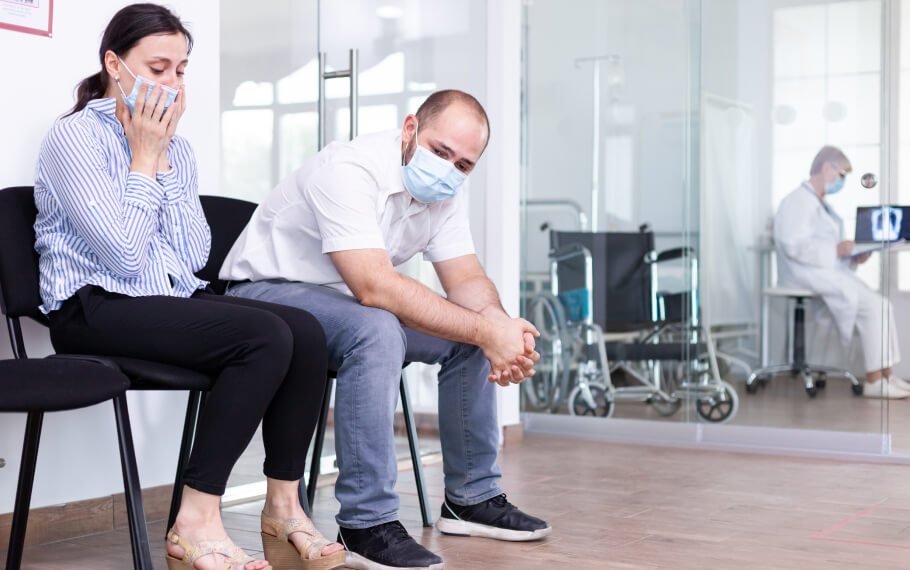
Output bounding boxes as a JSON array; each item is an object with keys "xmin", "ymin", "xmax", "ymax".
[
  {"xmin": 0, "ymin": 358, "xmax": 149, "ymax": 570},
  {"xmin": 0, "ymin": 186, "xmax": 220, "ymax": 568}
]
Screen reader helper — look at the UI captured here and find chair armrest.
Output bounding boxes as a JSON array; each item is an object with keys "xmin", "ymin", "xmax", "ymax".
[{"xmin": 645, "ymin": 247, "xmax": 695, "ymax": 264}]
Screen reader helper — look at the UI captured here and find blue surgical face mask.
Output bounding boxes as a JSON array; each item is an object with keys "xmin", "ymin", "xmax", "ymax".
[
  {"xmin": 402, "ymin": 121, "xmax": 467, "ymax": 203},
  {"xmin": 115, "ymin": 57, "xmax": 179, "ymax": 116},
  {"xmin": 825, "ymin": 173, "xmax": 846, "ymax": 195}
]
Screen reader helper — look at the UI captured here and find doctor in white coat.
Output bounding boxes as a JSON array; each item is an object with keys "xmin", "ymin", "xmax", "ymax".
[{"xmin": 774, "ymin": 145, "xmax": 907, "ymax": 399}]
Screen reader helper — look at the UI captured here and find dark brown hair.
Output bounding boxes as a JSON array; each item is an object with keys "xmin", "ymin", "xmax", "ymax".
[{"xmin": 66, "ymin": 3, "xmax": 193, "ymax": 117}]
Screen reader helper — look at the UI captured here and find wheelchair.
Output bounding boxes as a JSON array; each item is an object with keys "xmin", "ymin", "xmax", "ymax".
[{"xmin": 522, "ymin": 228, "xmax": 739, "ymax": 424}]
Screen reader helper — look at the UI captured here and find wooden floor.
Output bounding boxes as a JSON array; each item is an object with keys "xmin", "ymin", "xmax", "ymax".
[{"xmin": 5, "ymin": 434, "xmax": 910, "ymax": 569}]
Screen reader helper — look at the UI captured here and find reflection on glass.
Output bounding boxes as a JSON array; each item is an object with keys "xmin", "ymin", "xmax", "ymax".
[
  {"xmin": 279, "ymin": 112, "xmax": 318, "ymax": 179},
  {"xmin": 277, "ymin": 60, "xmax": 319, "ymax": 104},
  {"xmin": 222, "ymin": 109, "xmax": 274, "ymax": 201}
]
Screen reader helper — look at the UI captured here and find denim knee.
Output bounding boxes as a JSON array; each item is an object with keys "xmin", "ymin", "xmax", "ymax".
[{"xmin": 349, "ymin": 308, "xmax": 407, "ymax": 365}]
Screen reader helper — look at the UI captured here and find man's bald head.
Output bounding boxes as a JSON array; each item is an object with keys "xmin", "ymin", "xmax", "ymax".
[{"xmin": 415, "ymin": 90, "xmax": 490, "ymax": 151}]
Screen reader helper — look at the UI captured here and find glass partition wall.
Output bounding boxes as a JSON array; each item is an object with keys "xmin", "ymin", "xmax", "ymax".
[
  {"xmin": 522, "ymin": 0, "xmax": 704, "ymax": 425},
  {"xmin": 522, "ymin": 0, "xmax": 902, "ymax": 456},
  {"xmin": 219, "ymin": 0, "xmax": 489, "ymax": 496}
]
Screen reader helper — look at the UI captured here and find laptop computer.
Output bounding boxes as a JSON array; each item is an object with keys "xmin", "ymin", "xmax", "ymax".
[{"xmin": 850, "ymin": 205, "xmax": 910, "ymax": 257}]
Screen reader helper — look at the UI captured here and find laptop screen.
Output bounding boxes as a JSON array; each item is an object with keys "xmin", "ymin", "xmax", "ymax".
[{"xmin": 855, "ymin": 206, "xmax": 910, "ymax": 242}]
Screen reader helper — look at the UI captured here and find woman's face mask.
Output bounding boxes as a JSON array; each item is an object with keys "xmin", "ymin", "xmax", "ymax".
[
  {"xmin": 115, "ymin": 57, "xmax": 179, "ymax": 115},
  {"xmin": 402, "ymin": 121, "xmax": 467, "ymax": 203}
]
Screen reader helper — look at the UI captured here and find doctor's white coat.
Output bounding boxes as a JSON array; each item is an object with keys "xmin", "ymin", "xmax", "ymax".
[{"xmin": 773, "ymin": 182, "xmax": 861, "ymax": 345}]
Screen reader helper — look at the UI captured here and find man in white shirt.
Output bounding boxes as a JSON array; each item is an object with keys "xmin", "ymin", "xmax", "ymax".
[
  {"xmin": 221, "ymin": 90, "xmax": 550, "ymax": 569},
  {"xmin": 774, "ymin": 145, "xmax": 907, "ymax": 399}
]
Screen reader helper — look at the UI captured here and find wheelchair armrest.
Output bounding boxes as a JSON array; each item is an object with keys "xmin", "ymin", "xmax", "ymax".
[
  {"xmin": 644, "ymin": 246, "xmax": 695, "ymax": 264},
  {"xmin": 549, "ymin": 242, "xmax": 592, "ymax": 264}
]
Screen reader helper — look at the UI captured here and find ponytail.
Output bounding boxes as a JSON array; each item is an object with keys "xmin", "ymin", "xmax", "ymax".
[{"xmin": 66, "ymin": 71, "xmax": 108, "ymax": 117}]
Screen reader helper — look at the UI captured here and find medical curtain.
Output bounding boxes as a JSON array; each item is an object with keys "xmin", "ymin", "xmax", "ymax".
[{"xmin": 700, "ymin": 94, "xmax": 759, "ymax": 329}]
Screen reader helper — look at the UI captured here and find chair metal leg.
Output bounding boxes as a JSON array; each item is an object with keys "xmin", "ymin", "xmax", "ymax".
[
  {"xmin": 113, "ymin": 395, "xmax": 153, "ymax": 570},
  {"xmin": 6, "ymin": 412, "xmax": 42, "ymax": 570},
  {"xmin": 306, "ymin": 376, "xmax": 334, "ymax": 510},
  {"xmin": 400, "ymin": 374, "xmax": 432, "ymax": 528},
  {"xmin": 167, "ymin": 390, "xmax": 203, "ymax": 533}
]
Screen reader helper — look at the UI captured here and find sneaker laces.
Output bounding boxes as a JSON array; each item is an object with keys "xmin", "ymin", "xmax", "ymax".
[
  {"xmin": 490, "ymin": 494, "xmax": 514, "ymax": 510},
  {"xmin": 375, "ymin": 520, "xmax": 413, "ymax": 546}
]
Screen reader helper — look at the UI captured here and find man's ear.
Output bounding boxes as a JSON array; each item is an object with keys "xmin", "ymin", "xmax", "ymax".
[{"xmin": 402, "ymin": 114, "xmax": 418, "ymax": 144}]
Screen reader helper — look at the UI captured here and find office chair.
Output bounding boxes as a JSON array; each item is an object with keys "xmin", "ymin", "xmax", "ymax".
[{"xmin": 0, "ymin": 358, "xmax": 150, "ymax": 570}]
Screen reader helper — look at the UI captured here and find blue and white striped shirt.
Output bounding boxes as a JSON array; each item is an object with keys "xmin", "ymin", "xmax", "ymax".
[{"xmin": 34, "ymin": 97, "xmax": 211, "ymax": 314}]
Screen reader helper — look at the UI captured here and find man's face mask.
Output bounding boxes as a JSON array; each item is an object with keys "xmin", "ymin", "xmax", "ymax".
[
  {"xmin": 402, "ymin": 121, "xmax": 467, "ymax": 203},
  {"xmin": 115, "ymin": 57, "xmax": 179, "ymax": 116}
]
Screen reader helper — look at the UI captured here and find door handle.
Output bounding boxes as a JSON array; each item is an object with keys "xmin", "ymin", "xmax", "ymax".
[{"xmin": 318, "ymin": 49, "xmax": 359, "ymax": 149}]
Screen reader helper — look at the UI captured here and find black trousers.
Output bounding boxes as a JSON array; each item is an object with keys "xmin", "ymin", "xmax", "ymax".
[{"xmin": 49, "ymin": 286, "xmax": 327, "ymax": 496}]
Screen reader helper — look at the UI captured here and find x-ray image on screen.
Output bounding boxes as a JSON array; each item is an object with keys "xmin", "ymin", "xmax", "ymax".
[
  {"xmin": 871, "ymin": 206, "xmax": 902, "ymax": 241},
  {"xmin": 855, "ymin": 205, "xmax": 910, "ymax": 242}
]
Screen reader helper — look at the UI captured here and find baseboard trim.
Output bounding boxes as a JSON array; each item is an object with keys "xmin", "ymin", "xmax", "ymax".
[
  {"xmin": 502, "ymin": 424, "xmax": 524, "ymax": 446},
  {"xmin": 0, "ymin": 483, "xmax": 173, "ymax": 548}
]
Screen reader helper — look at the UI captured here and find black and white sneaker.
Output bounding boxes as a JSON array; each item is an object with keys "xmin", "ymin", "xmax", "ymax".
[
  {"xmin": 435, "ymin": 493, "xmax": 551, "ymax": 541},
  {"xmin": 338, "ymin": 520, "xmax": 445, "ymax": 570}
]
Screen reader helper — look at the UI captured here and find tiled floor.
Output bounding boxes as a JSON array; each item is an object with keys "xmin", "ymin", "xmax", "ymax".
[{"xmin": 5, "ymin": 434, "xmax": 910, "ymax": 569}]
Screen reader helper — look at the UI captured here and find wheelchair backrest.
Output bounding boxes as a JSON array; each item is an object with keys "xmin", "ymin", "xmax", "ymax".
[{"xmin": 550, "ymin": 230, "xmax": 655, "ymax": 327}]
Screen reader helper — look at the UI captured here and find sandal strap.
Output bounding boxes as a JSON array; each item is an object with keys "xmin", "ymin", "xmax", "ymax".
[
  {"xmin": 261, "ymin": 512, "xmax": 317, "ymax": 542},
  {"xmin": 261, "ymin": 512, "xmax": 340, "ymax": 560},
  {"xmin": 167, "ymin": 529, "xmax": 257, "ymax": 569},
  {"xmin": 303, "ymin": 537, "xmax": 332, "ymax": 560}
]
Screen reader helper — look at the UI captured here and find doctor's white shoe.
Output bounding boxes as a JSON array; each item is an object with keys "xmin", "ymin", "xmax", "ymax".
[
  {"xmin": 888, "ymin": 375, "xmax": 910, "ymax": 392},
  {"xmin": 863, "ymin": 378, "xmax": 910, "ymax": 399}
]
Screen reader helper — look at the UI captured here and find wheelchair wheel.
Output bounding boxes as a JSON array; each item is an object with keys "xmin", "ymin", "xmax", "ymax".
[
  {"xmin": 523, "ymin": 292, "xmax": 569, "ymax": 412},
  {"xmin": 650, "ymin": 365, "xmax": 682, "ymax": 416},
  {"xmin": 568, "ymin": 382, "xmax": 614, "ymax": 418},
  {"xmin": 694, "ymin": 380, "xmax": 739, "ymax": 424}
]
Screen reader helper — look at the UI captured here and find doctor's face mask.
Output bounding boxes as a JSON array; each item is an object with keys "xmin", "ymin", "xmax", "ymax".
[
  {"xmin": 401, "ymin": 120, "xmax": 468, "ymax": 203},
  {"xmin": 825, "ymin": 162, "xmax": 847, "ymax": 195}
]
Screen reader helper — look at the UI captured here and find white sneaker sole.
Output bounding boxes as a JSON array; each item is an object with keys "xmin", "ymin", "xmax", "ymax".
[
  {"xmin": 344, "ymin": 551, "xmax": 446, "ymax": 570},
  {"xmin": 435, "ymin": 517, "xmax": 552, "ymax": 541}
]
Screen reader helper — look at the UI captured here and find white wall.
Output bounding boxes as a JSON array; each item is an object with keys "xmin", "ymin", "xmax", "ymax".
[{"xmin": 0, "ymin": 0, "xmax": 220, "ymax": 513}]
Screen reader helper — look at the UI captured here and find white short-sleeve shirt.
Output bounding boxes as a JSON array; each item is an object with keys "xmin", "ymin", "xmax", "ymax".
[{"xmin": 219, "ymin": 129, "xmax": 476, "ymax": 295}]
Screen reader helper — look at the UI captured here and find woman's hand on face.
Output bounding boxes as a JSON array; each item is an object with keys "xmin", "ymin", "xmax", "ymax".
[
  {"xmin": 156, "ymin": 85, "xmax": 186, "ymax": 173},
  {"xmin": 116, "ymin": 82, "xmax": 178, "ymax": 178}
]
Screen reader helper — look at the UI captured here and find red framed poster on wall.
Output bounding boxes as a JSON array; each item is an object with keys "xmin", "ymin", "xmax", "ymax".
[{"xmin": 0, "ymin": 0, "xmax": 53, "ymax": 38}]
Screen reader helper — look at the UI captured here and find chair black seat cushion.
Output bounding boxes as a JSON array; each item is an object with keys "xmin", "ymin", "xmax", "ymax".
[
  {"xmin": 0, "ymin": 358, "xmax": 129, "ymax": 412},
  {"xmin": 106, "ymin": 357, "xmax": 215, "ymax": 390}
]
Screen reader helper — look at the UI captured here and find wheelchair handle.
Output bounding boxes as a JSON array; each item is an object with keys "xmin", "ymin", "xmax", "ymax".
[{"xmin": 548, "ymin": 243, "xmax": 595, "ymax": 326}]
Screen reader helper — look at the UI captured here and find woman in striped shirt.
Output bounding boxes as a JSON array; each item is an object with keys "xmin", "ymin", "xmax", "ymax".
[{"xmin": 34, "ymin": 4, "xmax": 344, "ymax": 570}]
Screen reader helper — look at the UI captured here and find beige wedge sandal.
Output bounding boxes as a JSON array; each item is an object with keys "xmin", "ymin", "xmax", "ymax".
[
  {"xmin": 166, "ymin": 528, "xmax": 273, "ymax": 570},
  {"xmin": 260, "ymin": 512, "xmax": 346, "ymax": 570}
]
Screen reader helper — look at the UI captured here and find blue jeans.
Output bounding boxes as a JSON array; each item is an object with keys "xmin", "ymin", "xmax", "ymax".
[{"xmin": 228, "ymin": 280, "xmax": 504, "ymax": 528}]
